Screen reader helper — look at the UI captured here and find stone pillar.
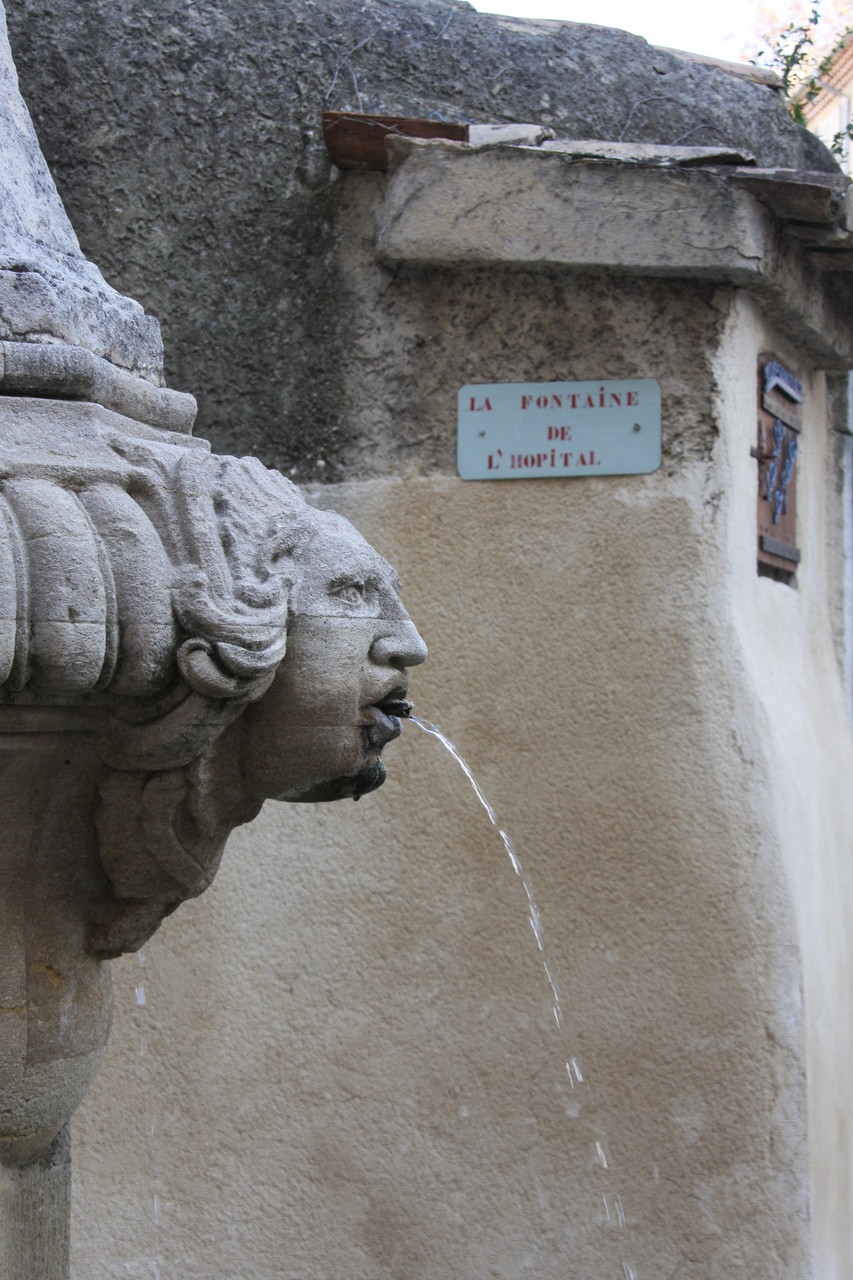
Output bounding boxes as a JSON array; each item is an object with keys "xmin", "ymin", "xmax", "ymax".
[{"xmin": 0, "ymin": 1127, "xmax": 71, "ymax": 1280}]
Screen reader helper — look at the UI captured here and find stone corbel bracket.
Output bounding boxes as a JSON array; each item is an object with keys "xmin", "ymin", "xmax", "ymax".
[
  {"xmin": 0, "ymin": 396, "xmax": 214, "ymax": 1171},
  {"xmin": 375, "ymin": 136, "xmax": 853, "ymax": 370}
]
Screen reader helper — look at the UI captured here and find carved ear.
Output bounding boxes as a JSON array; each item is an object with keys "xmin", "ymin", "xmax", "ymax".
[{"xmin": 177, "ymin": 638, "xmax": 252, "ymax": 699}]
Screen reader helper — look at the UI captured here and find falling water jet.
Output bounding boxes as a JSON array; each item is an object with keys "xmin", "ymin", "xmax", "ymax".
[
  {"xmin": 135, "ymin": 949, "xmax": 163, "ymax": 1275},
  {"xmin": 408, "ymin": 714, "xmax": 638, "ymax": 1278},
  {"xmin": 408, "ymin": 716, "xmax": 563, "ymax": 1028}
]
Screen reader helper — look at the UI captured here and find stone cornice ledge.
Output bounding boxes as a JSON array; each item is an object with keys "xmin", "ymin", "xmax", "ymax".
[
  {"xmin": 0, "ymin": 342, "xmax": 197, "ymax": 434},
  {"xmin": 376, "ymin": 137, "xmax": 853, "ymax": 369}
]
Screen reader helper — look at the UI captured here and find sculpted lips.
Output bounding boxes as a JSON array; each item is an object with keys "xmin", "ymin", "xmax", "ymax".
[{"xmin": 362, "ymin": 690, "xmax": 413, "ymax": 748}]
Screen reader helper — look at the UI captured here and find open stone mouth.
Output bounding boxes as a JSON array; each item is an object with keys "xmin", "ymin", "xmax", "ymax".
[
  {"xmin": 363, "ymin": 695, "xmax": 413, "ymax": 747},
  {"xmin": 375, "ymin": 696, "xmax": 413, "ymax": 719}
]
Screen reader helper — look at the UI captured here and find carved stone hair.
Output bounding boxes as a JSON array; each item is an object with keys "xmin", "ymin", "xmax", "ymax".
[
  {"xmin": 0, "ymin": 442, "xmax": 325, "ymax": 955},
  {"xmin": 98, "ymin": 443, "xmax": 319, "ymax": 771}
]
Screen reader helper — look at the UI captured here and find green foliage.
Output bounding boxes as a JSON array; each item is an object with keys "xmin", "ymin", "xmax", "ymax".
[
  {"xmin": 764, "ymin": 4, "xmax": 824, "ymax": 114},
  {"xmin": 753, "ymin": 2, "xmax": 853, "ymax": 155},
  {"xmin": 829, "ymin": 124, "xmax": 853, "ymax": 159}
]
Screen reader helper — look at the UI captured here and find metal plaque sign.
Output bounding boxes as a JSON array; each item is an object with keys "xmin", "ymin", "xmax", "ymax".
[{"xmin": 457, "ymin": 378, "xmax": 661, "ymax": 480}]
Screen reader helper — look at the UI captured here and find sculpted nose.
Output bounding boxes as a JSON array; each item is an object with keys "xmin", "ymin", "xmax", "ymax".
[{"xmin": 371, "ymin": 618, "xmax": 428, "ymax": 669}]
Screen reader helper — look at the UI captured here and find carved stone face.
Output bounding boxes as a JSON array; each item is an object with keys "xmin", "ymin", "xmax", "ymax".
[{"xmin": 238, "ymin": 513, "xmax": 427, "ymax": 803}]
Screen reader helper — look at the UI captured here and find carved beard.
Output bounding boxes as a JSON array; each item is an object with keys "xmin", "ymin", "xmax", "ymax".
[
  {"xmin": 350, "ymin": 757, "xmax": 387, "ymax": 801},
  {"xmin": 289, "ymin": 757, "xmax": 387, "ymax": 803}
]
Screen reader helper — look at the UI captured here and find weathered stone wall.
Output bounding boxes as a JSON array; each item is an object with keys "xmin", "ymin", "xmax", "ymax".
[{"xmin": 5, "ymin": 0, "xmax": 835, "ymax": 479}]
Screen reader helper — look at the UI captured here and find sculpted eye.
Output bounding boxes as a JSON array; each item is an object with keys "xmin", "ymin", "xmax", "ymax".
[{"xmin": 331, "ymin": 580, "xmax": 365, "ymax": 607}]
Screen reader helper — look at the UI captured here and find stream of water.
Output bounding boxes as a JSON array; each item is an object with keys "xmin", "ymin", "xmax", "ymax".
[
  {"xmin": 134, "ymin": 947, "xmax": 163, "ymax": 1280},
  {"xmin": 408, "ymin": 715, "xmax": 638, "ymax": 1280}
]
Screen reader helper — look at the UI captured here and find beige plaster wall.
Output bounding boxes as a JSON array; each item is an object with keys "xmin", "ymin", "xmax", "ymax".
[
  {"xmin": 716, "ymin": 294, "xmax": 853, "ymax": 1280},
  {"xmin": 67, "ymin": 277, "xmax": 853, "ymax": 1278}
]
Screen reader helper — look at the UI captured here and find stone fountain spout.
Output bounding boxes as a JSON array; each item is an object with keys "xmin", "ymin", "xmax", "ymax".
[{"xmin": 0, "ymin": 422, "xmax": 426, "ymax": 1168}]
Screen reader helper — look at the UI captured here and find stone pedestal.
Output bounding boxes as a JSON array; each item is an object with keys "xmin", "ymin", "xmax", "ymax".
[{"xmin": 0, "ymin": 1127, "xmax": 70, "ymax": 1280}]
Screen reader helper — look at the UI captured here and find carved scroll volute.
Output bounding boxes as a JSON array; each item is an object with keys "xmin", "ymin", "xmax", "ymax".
[
  {"xmin": 0, "ymin": 477, "xmax": 177, "ymax": 700},
  {"xmin": 1, "ymin": 478, "xmax": 112, "ymax": 693}
]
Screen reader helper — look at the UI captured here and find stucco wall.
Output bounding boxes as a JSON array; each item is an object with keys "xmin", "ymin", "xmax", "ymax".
[
  {"xmin": 67, "ymin": 266, "xmax": 853, "ymax": 1277},
  {"xmin": 716, "ymin": 295, "xmax": 853, "ymax": 1280}
]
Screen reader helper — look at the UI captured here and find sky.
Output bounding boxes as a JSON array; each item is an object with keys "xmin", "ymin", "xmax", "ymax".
[{"xmin": 467, "ymin": 0, "xmax": 767, "ymax": 63}]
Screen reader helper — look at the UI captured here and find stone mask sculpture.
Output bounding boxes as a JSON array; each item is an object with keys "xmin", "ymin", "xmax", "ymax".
[{"xmin": 0, "ymin": 408, "xmax": 426, "ymax": 1167}]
